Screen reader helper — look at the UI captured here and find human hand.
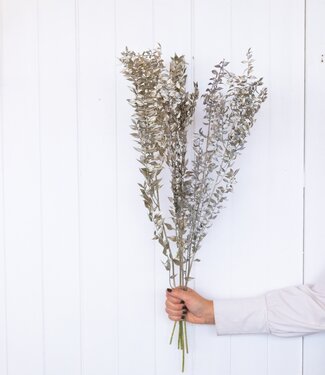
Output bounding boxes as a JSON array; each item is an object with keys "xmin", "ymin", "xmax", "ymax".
[{"xmin": 165, "ymin": 287, "xmax": 215, "ymax": 324}]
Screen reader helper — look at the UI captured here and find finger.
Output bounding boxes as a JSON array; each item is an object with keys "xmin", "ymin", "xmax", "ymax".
[
  {"xmin": 166, "ymin": 306, "xmax": 188, "ymax": 318},
  {"xmin": 165, "ymin": 300, "xmax": 184, "ymax": 311},
  {"xmin": 168, "ymin": 287, "xmax": 190, "ymax": 302},
  {"xmin": 168, "ymin": 314, "xmax": 185, "ymax": 322},
  {"xmin": 165, "ymin": 306, "xmax": 182, "ymax": 316},
  {"xmin": 166, "ymin": 292, "xmax": 185, "ymax": 304},
  {"xmin": 165, "ymin": 305, "xmax": 188, "ymax": 315}
]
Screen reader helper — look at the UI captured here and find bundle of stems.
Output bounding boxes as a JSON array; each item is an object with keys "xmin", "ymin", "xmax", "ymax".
[{"xmin": 120, "ymin": 45, "xmax": 267, "ymax": 372}]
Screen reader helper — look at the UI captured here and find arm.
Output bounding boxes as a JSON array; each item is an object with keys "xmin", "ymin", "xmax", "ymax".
[{"xmin": 165, "ymin": 282, "xmax": 325, "ymax": 337}]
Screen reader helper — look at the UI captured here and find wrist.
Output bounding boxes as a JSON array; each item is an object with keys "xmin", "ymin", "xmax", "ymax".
[{"xmin": 204, "ymin": 300, "xmax": 215, "ymax": 324}]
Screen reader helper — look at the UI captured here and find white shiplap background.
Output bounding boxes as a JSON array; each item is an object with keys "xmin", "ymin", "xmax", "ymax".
[{"xmin": 0, "ymin": 0, "xmax": 324, "ymax": 374}]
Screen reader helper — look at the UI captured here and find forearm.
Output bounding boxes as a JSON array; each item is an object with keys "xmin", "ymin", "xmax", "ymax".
[
  {"xmin": 213, "ymin": 282, "xmax": 325, "ymax": 337},
  {"xmin": 213, "ymin": 295, "xmax": 269, "ymax": 335}
]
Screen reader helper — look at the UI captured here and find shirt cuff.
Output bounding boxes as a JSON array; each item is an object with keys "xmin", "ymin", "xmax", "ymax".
[{"xmin": 213, "ymin": 295, "xmax": 270, "ymax": 335}]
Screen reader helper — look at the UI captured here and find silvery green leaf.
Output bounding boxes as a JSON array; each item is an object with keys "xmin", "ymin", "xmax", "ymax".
[
  {"xmin": 165, "ymin": 223, "xmax": 173, "ymax": 230},
  {"xmin": 121, "ymin": 44, "xmax": 267, "ymax": 290}
]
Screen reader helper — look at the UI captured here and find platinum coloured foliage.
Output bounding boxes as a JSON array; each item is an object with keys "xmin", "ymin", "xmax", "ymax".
[{"xmin": 120, "ymin": 45, "xmax": 267, "ymax": 289}]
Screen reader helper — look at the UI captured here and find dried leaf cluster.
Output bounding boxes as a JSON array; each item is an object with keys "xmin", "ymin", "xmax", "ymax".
[
  {"xmin": 120, "ymin": 45, "xmax": 267, "ymax": 288},
  {"xmin": 120, "ymin": 44, "xmax": 267, "ymax": 371}
]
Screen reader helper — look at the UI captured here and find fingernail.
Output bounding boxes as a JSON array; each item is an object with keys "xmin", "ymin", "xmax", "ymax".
[{"xmin": 167, "ymin": 288, "xmax": 172, "ymax": 293}]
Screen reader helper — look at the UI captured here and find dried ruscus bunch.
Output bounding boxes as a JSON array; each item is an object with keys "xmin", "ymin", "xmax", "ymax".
[
  {"xmin": 184, "ymin": 50, "xmax": 267, "ymax": 287},
  {"xmin": 120, "ymin": 45, "xmax": 267, "ymax": 372}
]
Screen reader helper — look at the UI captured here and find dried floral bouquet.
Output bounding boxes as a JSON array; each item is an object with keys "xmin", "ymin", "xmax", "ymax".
[{"xmin": 120, "ymin": 45, "xmax": 267, "ymax": 372}]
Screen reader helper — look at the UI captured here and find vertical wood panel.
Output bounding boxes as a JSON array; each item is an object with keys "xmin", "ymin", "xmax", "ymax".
[
  {"xmin": 0, "ymin": 0, "xmax": 8, "ymax": 371},
  {"xmin": 38, "ymin": 0, "xmax": 81, "ymax": 373},
  {"xmin": 193, "ymin": 1, "xmax": 232, "ymax": 374},
  {"xmin": 229, "ymin": 0, "xmax": 270, "ymax": 374},
  {"xmin": 0, "ymin": 117, "xmax": 7, "ymax": 374},
  {"xmin": 77, "ymin": 0, "xmax": 118, "ymax": 374},
  {"xmin": 267, "ymin": 1, "xmax": 304, "ymax": 374},
  {"xmin": 153, "ymin": 1, "xmax": 193, "ymax": 374},
  {"xmin": 1, "ymin": 0, "xmax": 44, "ymax": 374},
  {"xmin": 115, "ymin": 1, "xmax": 156, "ymax": 374},
  {"xmin": 304, "ymin": 0, "xmax": 325, "ymax": 373}
]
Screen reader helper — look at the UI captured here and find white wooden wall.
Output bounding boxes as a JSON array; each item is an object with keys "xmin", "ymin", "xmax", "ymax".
[{"xmin": 0, "ymin": 0, "xmax": 324, "ymax": 374}]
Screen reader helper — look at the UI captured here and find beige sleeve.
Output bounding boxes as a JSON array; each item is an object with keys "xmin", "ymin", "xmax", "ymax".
[{"xmin": 213, "ymin": 282, "xmax": 325, "ymax": 337}]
